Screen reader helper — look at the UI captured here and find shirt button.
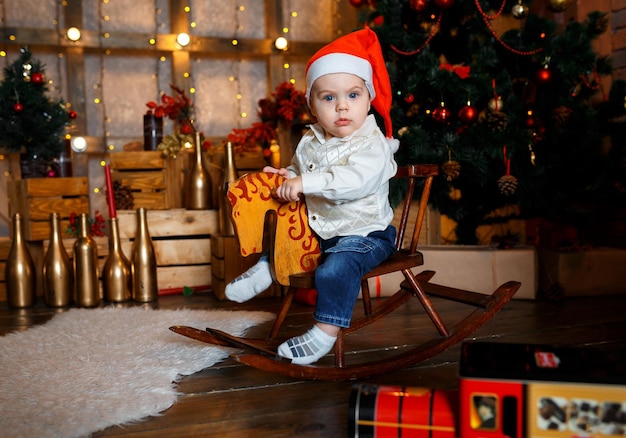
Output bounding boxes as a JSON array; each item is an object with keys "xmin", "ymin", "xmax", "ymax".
[
  {"xmin": 308, "ymin": 163, "xmax": 315, "ymax": 171},
  {"xmin": 311, "ymin": 215, "xmax": 317, "ymax": 221}
]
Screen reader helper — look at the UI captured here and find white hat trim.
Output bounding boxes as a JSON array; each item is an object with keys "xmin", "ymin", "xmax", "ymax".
[{"xmin": 306, "ymin": 53, "xmax": 375, "ymax": 103}]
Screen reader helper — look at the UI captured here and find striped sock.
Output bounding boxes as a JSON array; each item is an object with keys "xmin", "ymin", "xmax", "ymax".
[
  {"xmin": 225, "ymin": 259, "xmax": 272, "ymax": 303},
  {"xmin": 277, "ymin": 325, "xmax": 337, "ymax": 365}
]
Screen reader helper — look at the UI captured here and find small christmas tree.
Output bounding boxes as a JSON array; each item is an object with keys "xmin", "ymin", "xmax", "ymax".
[
  {"xmin": 362, "ymin": 0, "xmax": 626, "ymax": 244},
  {"xmin": 0, "ymin": 48, "xmax": 70, "ymax": 164}
]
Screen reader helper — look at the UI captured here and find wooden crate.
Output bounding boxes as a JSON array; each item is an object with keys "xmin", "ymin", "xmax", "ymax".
[
  {"xmin": 211, "ymin": 234, "xmax": 280, "ymax": 300},
  {"xmin": 108, "ymin": 151, "xmax": 187, "ymax": 210},
  {"xmin": 116, "ymin": 209, "xmax": 218, "ymax": 292},
  {"xmin": 7, "ymin": 177, "xmax": 90, "ymax": 241}
]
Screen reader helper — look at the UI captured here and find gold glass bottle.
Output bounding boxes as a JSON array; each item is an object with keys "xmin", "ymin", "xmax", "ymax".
[
  {"xmin": 131, "ymin": 208, "xmax": 158, "ymax": 302},
  {"xmin": 185, "ymin": 131, "xmax": 212, "ymax": 210},
  {"xmin": 73, "ymin": 213, "xmax": 100, "ymax": 308},
  {"xmin": 219, "ymin": 141, "xmax": 237, "ymax": 236},
  {"xmin": 102, "ymin": 217, "xmax": 132, "ymax": 302},
  {"xmin": 6, "ymin": 213, "xmax": 36, "ymax": 308},
  {"xmin": 43, "ymin": 212, "xmax": 73, "ymax": 307}
]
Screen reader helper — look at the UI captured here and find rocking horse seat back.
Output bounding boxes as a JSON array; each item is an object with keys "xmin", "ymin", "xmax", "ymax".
[{"xmin": 226, "ymin": 171, "xmax": 321, "ymax": 286}]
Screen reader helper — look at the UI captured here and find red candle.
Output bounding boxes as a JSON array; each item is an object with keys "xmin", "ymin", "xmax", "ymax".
[{"xmin": 105, "ymin": 164, "xmax": 116, "ymax": 219}]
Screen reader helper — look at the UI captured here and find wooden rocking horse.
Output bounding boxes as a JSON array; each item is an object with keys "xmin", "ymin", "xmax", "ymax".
[{"xmin": 171, "ymin": 166, "xmax": 521, "ymax": 381}]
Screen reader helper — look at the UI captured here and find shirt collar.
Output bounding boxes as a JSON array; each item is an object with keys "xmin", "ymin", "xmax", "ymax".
[{"xmin": 309, "ymin": 114, "xmax": 379, "ymax": 144}]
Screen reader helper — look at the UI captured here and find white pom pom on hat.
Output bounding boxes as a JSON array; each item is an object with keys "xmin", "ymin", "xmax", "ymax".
[{"xmin": 305, "ymin": 27, "xmax": 394, "ymax": 139}]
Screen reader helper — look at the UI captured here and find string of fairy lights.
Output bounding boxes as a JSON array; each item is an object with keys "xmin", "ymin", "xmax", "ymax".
[{"xmin": 0, "ymin": 2, "xmax": 341, "ymax": 154}]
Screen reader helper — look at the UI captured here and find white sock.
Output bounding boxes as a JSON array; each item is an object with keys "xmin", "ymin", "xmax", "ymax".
[
  {"xmin": 224, "ymin": 259, "xmax": 272, "ymax": 303},
  {"xmin": 277, "ymin": 325, "xmax": 337, "ymax": 365}
]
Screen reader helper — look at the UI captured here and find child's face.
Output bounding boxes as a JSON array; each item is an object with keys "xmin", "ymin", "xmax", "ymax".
[{"xmin": 308, "ymin": 73, "xmax": 371, "ymax": 140}]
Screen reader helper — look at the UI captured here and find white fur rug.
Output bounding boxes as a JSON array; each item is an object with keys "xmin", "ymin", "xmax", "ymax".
[{"xmin": 0, "ymin": 307, "xmax": 274, "ymax": 438}]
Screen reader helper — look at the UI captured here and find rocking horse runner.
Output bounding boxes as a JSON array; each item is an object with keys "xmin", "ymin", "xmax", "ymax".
[{"xmin": 170, "ymin": 28, "xmax": 521, "ymax": 380}]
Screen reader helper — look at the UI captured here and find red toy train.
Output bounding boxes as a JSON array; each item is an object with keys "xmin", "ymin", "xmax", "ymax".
[{"xmin": 350, "ymin": 341, "xmax": 626, "ymax": 437}]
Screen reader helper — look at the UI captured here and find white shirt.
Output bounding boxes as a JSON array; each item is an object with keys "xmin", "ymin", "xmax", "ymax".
[{"xmin": 286, "ymin": 114, "xmax": 398, "ymax": 239}]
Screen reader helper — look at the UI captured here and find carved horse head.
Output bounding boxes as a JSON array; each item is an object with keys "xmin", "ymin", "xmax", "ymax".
[{"xmin": 227, "ymin": 172, "xmax": 320, "ymax": 285}]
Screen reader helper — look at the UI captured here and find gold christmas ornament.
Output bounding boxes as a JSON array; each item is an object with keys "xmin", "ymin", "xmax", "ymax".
[
  {"xmin": 544, "ymin": 0, "xmax": 572, "ymax": 13},
  {"xmin": 511, "ymin": 2, "xmax": 529, "ymax": 19},
  {"xmin": 488, "ymin": 96, "xmax": 503, "ymax": 112}
]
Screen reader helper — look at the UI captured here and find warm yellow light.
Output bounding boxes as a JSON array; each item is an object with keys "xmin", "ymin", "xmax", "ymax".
[
  {"xmin": 283, "ymin": 63, "xmax": 290, "ymax": 69},
  {"xmin": 241, "ymin": 112, "xmax": 247, "ymax": 118},
  {"xmin": 190, "ymin": 87, "xmax": 196, "ymax": 94},
  {"xmin": 71, "ymin": 136, "xmax": 88, "ymax": 152},
  {"xmin": 232, "ymin": 39, "xmax": 238, "ymax": 46},
  {"xmin": 94, "ymin": 98, "xmax": 101, "ymax": 104},
  {"xmin": 149, "ymin": 38, "xmax": 156, "ymax": 45},
  {"xmin": 274, "ymin": 37, "xmax": 289, "ymax": 51},
  {"xmin": 66, "ymin": 27, "xmax": 81, "ymax": 41},
  {"xmin": 176, "ymin": 32, "xmax": 191, "ymax": 47}
]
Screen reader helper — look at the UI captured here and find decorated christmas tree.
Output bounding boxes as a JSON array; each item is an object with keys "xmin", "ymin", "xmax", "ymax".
[
  {"xmin": 0, "ymin": 48, "xmax": 70, "ymax": 174},
  {"xmin": 360, "ymin": 0, "xmax": 626, "ymax": 244}
]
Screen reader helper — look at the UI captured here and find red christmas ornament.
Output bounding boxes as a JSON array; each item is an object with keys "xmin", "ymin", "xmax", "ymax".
[
  {"xmin": 535, "ymin": 66, "xmax": 552, "ymax": 84},
  {"xmin": 435, "ymin": 0, "xmax": 454, "ymax": 8},
  {"xmin": 410, "ymin": 0, "xmax": 429, "ymax": 11},
  {"xmin": 13, "ymin": 102, "xmax": 24, "ymax": 113},
  {"xmin": 69, "ymin": 110, "xmax": 78, "ymax": 119},
  {"xmin": 348, "ymin": 0, "xmax": 367, "ymax": 7},
  {"xmin": 432, "ymin": 102, "xmax": 450, "ymax": 124},
  {"xmin": 372, "ymin": 15, "xmax": 384, "ymax": 26},
  {"xmin": 404, "ymin": 93, "xmax": 415, "ymax": 104},
  {"xmin": 458, "ymin": 103, "xmax": 478, "ymax": 124},
  {"xmin": 31, "ymin": 72, "xmax": 44, "ymax": 84}
]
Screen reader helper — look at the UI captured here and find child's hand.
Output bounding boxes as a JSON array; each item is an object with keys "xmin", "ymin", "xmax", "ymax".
[
  {"xmin": 262, "ymin": 166, "xmax": 290, "ymax": 178},
  {"xmin": 274, "ymin": 176, "xmax": 303, "ymax": 202}
]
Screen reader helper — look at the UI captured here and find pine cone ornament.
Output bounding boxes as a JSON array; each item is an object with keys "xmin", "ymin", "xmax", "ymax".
[
  {"xmin": 113, "ymin": 180, "xmax": 134, "ymax": 210},
  {"xmin": 497, "ymin": 174, "xmax": 518, "ymax": 196},
  {"xmin": 485, "ymin": 111, "xmax": 508, "ymax": 132},
  {"xmin": 552, "ymin": 105, "xmax": 573, "ymax": 127},
  {"xmin": 441, "ymin": 160, "xmax": 461, "ymax": 181}
]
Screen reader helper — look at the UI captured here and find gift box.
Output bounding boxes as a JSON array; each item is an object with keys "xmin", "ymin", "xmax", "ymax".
[
  {"xmin": 365, "ymin": 245, "xmax": 538, "ymax": 300},
  {"xmin": 538, "ymin": 247, "xmax": 626, "ymax": 297}
]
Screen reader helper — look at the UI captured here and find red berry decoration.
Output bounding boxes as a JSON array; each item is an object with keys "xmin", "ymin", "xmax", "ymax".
[
  {"xmin": 435, "ymin": 0, "xmax": 454, "ymax": 8},
  {"xmin": 69, "ymin": 110, "xmax": 78, "ymax": 119},
  {"xmin": 410, "ymin": 0, "xmax": 429, "ymax": 11},
  {"xmin": 13, "ymin": 102, "xmax": 24, "ymax": 113},
  {"xmin": 535, "ymin": 66, "xmax": 552, "ymax": 84},
  {"xmin": 31, "ymin": 72, "xmax": 44, "ymax": 84},
  {"xmin": 349, "ymin": 0, "xmax": 367, "ymax": 6},
  {"xmin": 404, "ymin": 93, "xmax": 415, "ymax": 104},
  {"xmin": 458, "ymin": 103, "xmax": 478, "ymax": 124}
]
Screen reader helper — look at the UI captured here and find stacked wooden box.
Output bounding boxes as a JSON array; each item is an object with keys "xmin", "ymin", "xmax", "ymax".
[
  {"xmin": 116, "ymin": 209, "xmax": 218, "ymax": 292},
  {"xmin": 108, "ymin": 151, "xmax": 187, "ymax": 210},
  {"xmin": 7, "ymin": 177, "xmax": 90, "ymax": 241}
]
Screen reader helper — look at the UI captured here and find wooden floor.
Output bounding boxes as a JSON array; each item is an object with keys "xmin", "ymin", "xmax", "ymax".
[{"xmin": 2, "ymin": 288, "xmax": 626, "ymax": 437}]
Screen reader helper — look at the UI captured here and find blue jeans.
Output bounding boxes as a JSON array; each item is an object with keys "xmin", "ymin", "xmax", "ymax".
[{"xmin": 313, "ymin": 226, "xmax": 396, "ymax": 328}]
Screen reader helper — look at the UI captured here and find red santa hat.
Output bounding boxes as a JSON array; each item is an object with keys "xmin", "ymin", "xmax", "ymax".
[{"xmin": 305, "ymin": 27, "xmax": 394, "ymax": 139}]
